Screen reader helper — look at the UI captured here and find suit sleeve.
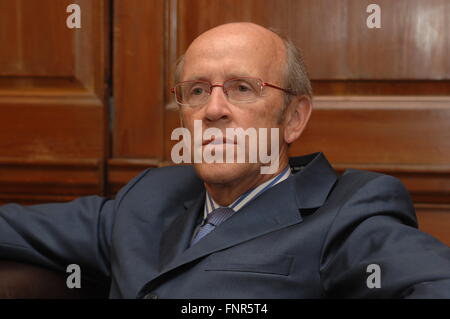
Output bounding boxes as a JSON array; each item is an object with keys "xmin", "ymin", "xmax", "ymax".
[
  {"xmin": 319, "ymin": 173, "xmax": 450, "ymax": 298},
  {"xmin": 0, "ymin": 169, "xmax": 151, "ymax": 283}
]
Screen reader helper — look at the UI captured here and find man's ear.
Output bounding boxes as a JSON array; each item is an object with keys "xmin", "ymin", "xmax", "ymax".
[{"xmin": 283, "ymin": 95, "xmax": 312, "ymax": 144}]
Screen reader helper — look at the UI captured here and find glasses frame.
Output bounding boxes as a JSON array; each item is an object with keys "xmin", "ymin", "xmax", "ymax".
[{"xmin": 170, "ymin": 77, "xmax": 294, "ymax": 107}]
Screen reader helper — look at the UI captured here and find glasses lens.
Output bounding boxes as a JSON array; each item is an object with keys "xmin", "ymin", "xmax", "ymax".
[
  {"xmin": 175, "ymin": 81, "xmax": 209, "ymax": 106},
  {"xmin": 225, "ymin": 78, "xmax": 261, "ymax": 103}
]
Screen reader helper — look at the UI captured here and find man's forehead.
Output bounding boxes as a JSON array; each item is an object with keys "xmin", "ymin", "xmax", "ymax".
[
  {"xmin": 186, "ymin": 24, "xmax": 283, "ymax": 59},
  {"xmin": 182, "ymin": 24, "xmax": 285, "ymax": 80},
  {"xmin": 182, "ymin": 50, "xmax": 278, "ymax": 82}
]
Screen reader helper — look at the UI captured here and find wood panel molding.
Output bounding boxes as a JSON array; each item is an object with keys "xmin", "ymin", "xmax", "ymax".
[
  {"xmin": 311, "ymin": 95, "xmax": 450, "ymax": 109},
  {"xmin": 416, "ymin": 203, "xmax": 450, "ymax": 246},
  {"xmin": 292, "ymin": 96, "xmax": 450, "ymax": 165},
  {"xmin": 333, "ymin": 164, "xmax": 450, "ymax": 204},
  {"xmin": 0, "ymin": 95, "xmax": 103, "ymax": 159},
  {"xmin": 0, "ymin": 158, "xmax": 102, "ymax": 205},
  {"xmin": 312, "ymin": 80, "xmax": 450, "ymax": 96}
]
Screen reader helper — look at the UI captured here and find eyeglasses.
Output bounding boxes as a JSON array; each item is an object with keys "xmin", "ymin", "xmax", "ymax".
[{"xmin": 171, "ymin": 77, "xmax": 293, "ymax": 107}]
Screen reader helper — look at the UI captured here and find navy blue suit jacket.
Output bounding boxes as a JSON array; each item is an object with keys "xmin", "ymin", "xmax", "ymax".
[{"xmin": 1, "ymin": 152, "xmax": 450, "ymax": 298}]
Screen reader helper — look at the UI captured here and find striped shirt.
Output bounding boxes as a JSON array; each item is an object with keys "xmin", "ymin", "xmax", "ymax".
[{"xmin": 203, "ymin": 165, "xmax": 292, "ymax": 219}]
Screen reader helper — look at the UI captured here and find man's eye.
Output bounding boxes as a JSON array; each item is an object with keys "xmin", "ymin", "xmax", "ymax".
[
  {"xmin": 237, "ymin": 85, "xmax": 250, "ymax": 92},
  {"xmin": 191, "ymin": 87, "xmax": 204, "ymax": 95}
]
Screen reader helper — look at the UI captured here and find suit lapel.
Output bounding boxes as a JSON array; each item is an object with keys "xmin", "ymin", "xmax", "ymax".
[
  {"xmin": 158, "ymin": 177, "xmax": 303, "ymax": 277},
  {"xmin": 290, "ymin": 152, "xmax": 338, "ymax": 210},
  {"xmin": 158, "ymin": 192, "xmax": 205, "ymax": 270}
]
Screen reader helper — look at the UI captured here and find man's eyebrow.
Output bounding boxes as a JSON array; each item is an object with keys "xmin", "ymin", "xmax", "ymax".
[
  {"xmin": 183, "ymin": 73, "xmax": 254, "ymax": 82},
  {"xmin": 182, "ymin": 75, "xmax": 210, "ymax": 82}
]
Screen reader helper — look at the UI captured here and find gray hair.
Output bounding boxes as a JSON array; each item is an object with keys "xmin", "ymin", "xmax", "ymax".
[
  {"xmin": 174, "ymin": 54, "xmax": 185, "ymax": 86},
  {"xmin": 281, "ymin": 36, "xmax": 313, "ymax": 102}
]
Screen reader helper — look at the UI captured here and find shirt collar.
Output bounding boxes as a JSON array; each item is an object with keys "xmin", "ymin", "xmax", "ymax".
[{"xmin": 204, "ymin": 165, "xmax": 292, "ymax": 218}]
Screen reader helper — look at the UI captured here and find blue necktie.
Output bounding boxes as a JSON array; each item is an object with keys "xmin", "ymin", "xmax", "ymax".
[{"xmin": 191, "ymin": 207, "xmax": 235, "ymax": 245}]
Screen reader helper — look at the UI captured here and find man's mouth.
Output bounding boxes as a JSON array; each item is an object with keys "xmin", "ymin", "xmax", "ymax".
[{"xmin": 202, "ymin": 137, "xmax": 237, "ymax": 146}]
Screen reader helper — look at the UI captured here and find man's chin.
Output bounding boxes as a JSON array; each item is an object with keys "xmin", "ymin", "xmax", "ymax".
[{"xmin": 193, "ymin": 162, "xmax": 255, "ymax": 185}]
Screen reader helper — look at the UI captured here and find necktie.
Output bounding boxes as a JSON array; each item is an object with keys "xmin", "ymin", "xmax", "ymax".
[{"xmin": 191, "ymin": 207, "xmax": 235, "ymax": 245}]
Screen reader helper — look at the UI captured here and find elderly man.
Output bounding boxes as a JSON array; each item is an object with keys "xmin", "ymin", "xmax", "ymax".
[{"xmin": 1, "ymin": 23, "xmax": 450, "ymax": 299}]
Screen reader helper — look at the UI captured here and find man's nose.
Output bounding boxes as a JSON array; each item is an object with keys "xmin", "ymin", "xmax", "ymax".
[{"xmin": 203, "ymin": 85, "xmax": 231, "ymax": 122}]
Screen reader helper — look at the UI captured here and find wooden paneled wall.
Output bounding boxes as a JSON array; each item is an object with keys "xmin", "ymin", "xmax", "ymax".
[
  {"xmin": 1, "ymin": 0, "xmax": 449, "ymax": 245},
  {"xmin": 0, "ymin": 0, "xmax": 110, "ymax": 203}
]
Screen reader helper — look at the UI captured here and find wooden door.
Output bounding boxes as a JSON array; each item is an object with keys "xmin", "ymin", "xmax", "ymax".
[{"xmin": 0, "ymin": 0, "xmax": 110, "ymax": 203}]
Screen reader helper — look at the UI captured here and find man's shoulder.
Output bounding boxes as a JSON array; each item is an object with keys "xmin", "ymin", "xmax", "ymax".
[
  {"xmin": 114, "ymin": 164, "xmax": 203, "ymax": 205},
  {"xmin": 335, "ymin": 168, "xmax": 405, "ymax": 193},
  {"xmin": 290, "ymin": 152, "xmax": 405, "ymax": 199},
  {"xmin": 324, "ymin": 167, "xmax": 417, "ymax": 227},
  {"xmin": 139, "ymin": 164, "xmax": 199, "ymax": 183}
]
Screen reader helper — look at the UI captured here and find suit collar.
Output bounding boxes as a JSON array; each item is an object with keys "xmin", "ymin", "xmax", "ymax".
[
  {"xmin": 289, "ymin": 152, "xmax": 339, "ymax": 210},
  {"xmin": 150, "ymin": 153, "xmax": 338, "ymax": 289}
]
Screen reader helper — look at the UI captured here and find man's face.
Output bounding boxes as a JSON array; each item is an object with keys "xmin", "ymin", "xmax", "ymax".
[{"xmin": 179, "ymin": 26, "xmax": 289, "ymax": 186}]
